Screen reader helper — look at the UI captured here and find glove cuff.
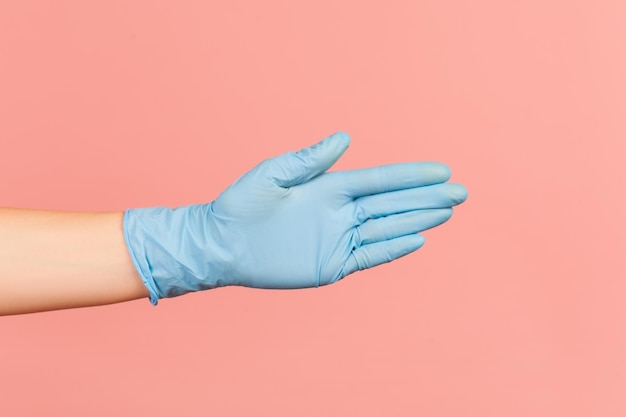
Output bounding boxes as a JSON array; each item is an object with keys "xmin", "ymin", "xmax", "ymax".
[
  {"xmin": 124, "ymin": 203, "xmax": 238, "ymax": 306},
  {"xmin": 123, "ymin": 208, "xmax": 161, "ymax": 305}
]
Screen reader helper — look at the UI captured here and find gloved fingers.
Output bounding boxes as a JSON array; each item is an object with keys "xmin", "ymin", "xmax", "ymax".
[
  {"xmin": 269, "ymin": 132, "xmax": 350, "ymax": 188},
  {"xmin": 353, "ymin": 183, "xmax": 467, "ymax": 223},
  {"xmin": 341, "ymin": 234, "xmax": 425, "ymax": 277},
  {"xmin": 334, "ymin": 161, "xmax": 450, "ymax": 199},
  {"xmin": 354, "ymin": 208, "xmax": 453, "ymax": 246}
]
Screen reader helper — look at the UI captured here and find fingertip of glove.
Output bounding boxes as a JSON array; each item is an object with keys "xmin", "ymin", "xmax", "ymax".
[
  {"xmin": 414, "ymin": 234, "xmax": 426, "ymax": 248},
  {"xmin": 421, "ymin": 162, "xmax": 451, "ymax": 182},
  {"xmin": 447, "ymin": 183, "xmax": 469, "ymax": 204},
  {"xmin": 329, "ymin": 131, "xmax": 351, "ymax": 150}
]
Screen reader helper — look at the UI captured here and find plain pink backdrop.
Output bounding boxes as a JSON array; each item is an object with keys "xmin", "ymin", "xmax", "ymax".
[{"xmin": 1, "ymin": 1, "xmax": 625, "ymax": 416}]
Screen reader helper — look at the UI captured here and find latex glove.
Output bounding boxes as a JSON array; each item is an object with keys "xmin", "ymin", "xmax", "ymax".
[{"xmin": 123, "ymin": 132, "xmax": 467, "ymax": 305}]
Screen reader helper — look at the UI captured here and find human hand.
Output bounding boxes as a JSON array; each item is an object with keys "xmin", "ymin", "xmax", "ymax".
[{"xmin": 123, "ymin": 132, "xmax": 467, "ymax": 304}]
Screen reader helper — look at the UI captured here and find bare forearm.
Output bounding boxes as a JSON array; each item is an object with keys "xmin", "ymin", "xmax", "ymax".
[{"xmin": 0, "ymin": 207, "xmax": 149, "ymax": 315}]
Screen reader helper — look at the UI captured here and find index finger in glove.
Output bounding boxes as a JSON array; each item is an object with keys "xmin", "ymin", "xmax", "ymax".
[
  {"xmin": 353, "ymin": 182, "xmax": 468, "ymax": 223},
  {"xmin": 334, "ymin": 162, "xmax": 451, "ymax": 199}
]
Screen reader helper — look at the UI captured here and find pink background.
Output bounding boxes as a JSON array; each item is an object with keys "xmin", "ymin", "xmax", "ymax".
[{"xmin": 1, "ymin": 1, "xmax": 625, "ymax": 416}]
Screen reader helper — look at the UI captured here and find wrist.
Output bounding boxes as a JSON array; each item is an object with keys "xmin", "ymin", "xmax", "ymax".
[{"xmin": 122, "ymin": 203, "xmax": 231, "ymax": 305}]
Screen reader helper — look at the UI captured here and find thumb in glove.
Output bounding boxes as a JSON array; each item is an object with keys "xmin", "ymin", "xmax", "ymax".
[{"xmin": 267, "ymin": 132, "xmax": 351, "ymax": 188}]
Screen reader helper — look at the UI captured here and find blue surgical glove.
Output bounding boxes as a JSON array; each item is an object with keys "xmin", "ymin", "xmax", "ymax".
[{"xmin": 123, "ymin": 132, "xmax": 467, "ymax": 305}]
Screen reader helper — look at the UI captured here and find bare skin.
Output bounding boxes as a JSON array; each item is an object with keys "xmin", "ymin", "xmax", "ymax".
[{"xmin": 0, "ymin": 207, "xmax": 149, "ymax": 316}]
